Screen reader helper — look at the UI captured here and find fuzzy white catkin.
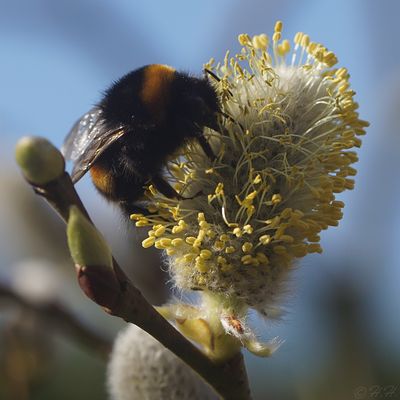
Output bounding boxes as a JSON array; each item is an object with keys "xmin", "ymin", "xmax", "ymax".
[{"xmin": 107, "ymin": 324, "xmax": 217, "ymax": 400}]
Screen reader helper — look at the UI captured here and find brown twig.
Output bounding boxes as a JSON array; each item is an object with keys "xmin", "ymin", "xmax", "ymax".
[
  {"xmin": 0, "ymin": 282, "xmax": 111, "ymax": 359},
  {"xmin": 27, "ymin": 171, "xmax": 252, "ymax": 400}
]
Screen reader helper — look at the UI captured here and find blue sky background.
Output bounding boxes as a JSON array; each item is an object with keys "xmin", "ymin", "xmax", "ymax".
[{"xmin": 1, "ymin": 0, "xmax": 400, "ymax": 398}]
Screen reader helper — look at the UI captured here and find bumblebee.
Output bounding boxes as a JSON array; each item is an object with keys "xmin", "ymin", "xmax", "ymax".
[{"xmin": 62, "ymin": 64, "xmax": 220, "ymax": 215}]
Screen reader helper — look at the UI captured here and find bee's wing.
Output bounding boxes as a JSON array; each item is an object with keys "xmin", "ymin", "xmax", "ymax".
[
  {"xmin": 62, "ymin": 107, "xmax": 125, "ymax": 183},
  {"xmin": 62, "ymin": 107, "xmax": 103, "ymax": 161}
]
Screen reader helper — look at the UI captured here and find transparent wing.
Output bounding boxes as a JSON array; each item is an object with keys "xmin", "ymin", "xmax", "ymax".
[
  {"xmin": 62, "ymin": 107, "xmax": 125, "ymax": 183},
  {"xmin": 62, "ymin": 107, "xmax": 104, "ymax": 162}
]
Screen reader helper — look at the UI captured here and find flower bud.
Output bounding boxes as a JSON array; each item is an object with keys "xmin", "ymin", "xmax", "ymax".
[
  {"xmin": 15, "ymin": 136, "xmax": 65, "ymax": 185},
  {"xmin": 67, "ymin": 206, "xmax": 119, "ymax": 308},
  {"xmin": 67, "ymin": 206, "xmax": 112, "ymax": 269}
]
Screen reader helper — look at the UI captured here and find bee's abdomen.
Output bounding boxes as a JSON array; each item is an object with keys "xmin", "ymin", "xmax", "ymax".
[
  {"xmin": 90, "ymin": 163, "xmax": 116, "ymax": 198},
  {"xmin": 90, "ymin": 154, "xmax": 149, "ymax": 207}
]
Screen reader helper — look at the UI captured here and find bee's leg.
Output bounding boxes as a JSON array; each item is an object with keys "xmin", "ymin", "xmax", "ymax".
[
  {"xmin": 196, "ymin": 134, "xmax": 216, "ymax": 161},
  {"xmin": 151, "ymin": 174, "xmax": 185, "ymax": 200},
  {"xmin": 152, "ymin": 174, "xmax": 203, "ymax": 200}
]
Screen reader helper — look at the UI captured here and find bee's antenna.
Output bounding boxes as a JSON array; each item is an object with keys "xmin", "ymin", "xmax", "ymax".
[
  {"xmin": 217, "ymin": 110, "xmax": 245, "ymax": 132},
  {"xmin": 204, "ymin": 69, "xmax": 243, "ymax": 131},
  {"xmin": 204, "ymin": 68, "xmax": 234, "ymax": 97},
  {"xmin": 218, "ymin": 110, "xmax": 234, "ymax": 123},
  {"xmin": 204, "ymin": 68, "xmax": 221, "ymax": 82}
]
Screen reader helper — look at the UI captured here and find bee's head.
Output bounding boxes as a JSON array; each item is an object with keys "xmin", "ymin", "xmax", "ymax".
[{"xmin": 172, "ymin": 73, "xmax": 220, "ymax": 132}]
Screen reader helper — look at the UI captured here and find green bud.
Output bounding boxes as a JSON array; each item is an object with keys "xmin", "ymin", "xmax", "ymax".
[
  {"xmin": 67, "ymin": 206, "xmax": 112, "ymax": 269},
  {"xmin": 15, "ymin": 136, "xmax": 65, "ymax": 185}
]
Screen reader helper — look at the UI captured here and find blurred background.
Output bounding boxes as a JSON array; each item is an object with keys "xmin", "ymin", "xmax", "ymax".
[{"xmin": 1, "ymin": 0, "xmax": 400, "ymax": 399}]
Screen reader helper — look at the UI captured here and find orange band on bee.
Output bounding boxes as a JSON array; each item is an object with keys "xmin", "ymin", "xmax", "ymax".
[
  {"xmin": 140, "ymin": 64, "xmax": 175, "ymax": 121},
  {"xmin": 90, "ymin": 163, "xmax": 115, "ymax": 196}
]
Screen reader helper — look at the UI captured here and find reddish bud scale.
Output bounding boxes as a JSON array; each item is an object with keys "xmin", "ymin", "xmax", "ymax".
[{"xmin": 76, "ymin": 264, "xmax": 120, "ymax": 310}]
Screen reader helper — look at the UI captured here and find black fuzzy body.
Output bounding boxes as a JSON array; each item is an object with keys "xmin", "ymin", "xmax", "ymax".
[{"xmin": 89, "ymin": 65, "xmax": 219, "ymax": 215}]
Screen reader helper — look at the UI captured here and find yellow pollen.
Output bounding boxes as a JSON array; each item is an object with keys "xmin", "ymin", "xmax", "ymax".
[
  {"xmin": 200, "ymin": 249, "xmax": 212, "ymax": 260},
  {"xmin": 172, "ymin": 225, "xmax": 184, "ymax": 234},
  {"xmin": 197, "ymin": 229, "xmax": 206, "ymax": 241},
  {"xmin": 294, "ymin": 32, "xmax": 303, "ymax": 45},
  {"xmin": 274, "ymin": 21, "xmax": 283, "ymax": 33},
  {"xmin": 291, "ymin": 244, "xmax": 308, "ymax": 258},
  {"xmin": 241, "ymin": 255, "xmax": 253, "ymax": 265},
  {"xmin": 301, "ymin": 34, "xmax": 310, "ymax": 48},
  {"xmin": 147, "ymin": 204, "xmax": 158, "ymax": 213},
  {"xmin": 242, "ymin": 242, "xmax": 253, "ymax": 253},
  {"xmin": 185, "ymin": 236, "xmax": 197, "ymax": 245},
  {"xmin": 253, "ymin": 174, "xmax": 262, "ymax": 184},
  {"xmin": 308, "ymin": 243, "xmax": 323, "ymax": 254},
  {"xmin": 273, "ymin": 245, "xmax": 287, "ymax": 255},
  {"xmin": 154, "ymin": 238, "xmax": 172, "ymax": 249},
  {"xmin": 193, "ymin": 239, "xmax": 202, "ymax": 248},
  {"xmin": 277, "ymin": 40, "xmax": 291, "ymax": 56},
  {"xmin": 256, "ymin": 252, "xmax": 269, "ymax": 264},
  {"xmin": 130, "ymin": 213, "xmax": 144, "ymax": 220},
  {"xmin": 225, "ymin": 246, "xmax": 236, "ymax": 254},
  {"xmin": 333, "ymin": 200, "xmax": 345, "ymax": 208},
  {"xmin": 195, "ymin": 257, "xmax": 209, "ymax": 272},
  {"xmin": 233, "ymin": 227, "xmax": 242, "ymax": 237},
  {"xmin": 243, "ymin": 224, "xmax": 253, "ymax": 234},
  {"xmin": 199, "ymin": 221, "xmax": 209, "ymax": 229},
  {"xmin": 264, "ymin": 216, "xmax": 281, "ymax": 228},
  {"xmin": 220, "ymin": 234, "xmax": 230, "ymax": 242},
  {"xmin": 142, "ymin": 236, "xmax": 156, "ymax": 249},
  {"xmin": 154, "ymin": 226, "xmax": 166, "ymax": 237},
  {"xmin": 281, "ymin": 208, "xmax": 292, "ymax": 219},
  {"xmin": 206, "ymin": 229, "xmax": 216, "ymax": 239},
  {"xmin": 252, "ymin": 34, "xmax": 269, "ymax": 50},
  {"xmin": 171, "ymin": 238, "xmax": 184, "ymax": 247},
  {"xmin": 221, "ymin": 263, "xmax": 233, "ymax": 272},
  {"xmin": 215, "ymin": 183, "xmax": 224, "ymax": 195},
  {"xmin": 191, "ymin": 246, "xmax": 200, "ymax": 255},
  {"xmin": 280, "ymin": 234, "xmax": 294, "ymax": 243},
  {"xmin": 197, "ymin": 276, "xmax": 206, "ymax": 285},
  {"xmin": 259, "ymin": 235, "xmax": 271, "ymax": 245},
  {"xmin": 273, "ymin": 32, "xmax": 281, "ymax": 42},
  {"xmin": 271, "ymin": 194, "xmax": 282, "ymax": 204},
  {"xmin": 247, "ymin": 206, "xmax": 255, "ymax": 217},
  {"xmin": 217, "ymin": 256, "xmax": 227, "ymax": 265},
  {"xmin": 238, "ymin": 33, "xmax": 251, "ymax": 45},
  {"xmin": 136, "ymin": 220, "xmax": 150, "ymax": 227},
  {"xmin": 246, "ymin": 191, "xmax": 257, "ymax": 201},
  {"xmin": 183, "ymin": 253, "xmax": 196, "ymax": 262},
  {"xmin": 214, "ymin": 241, "xmax": 225, "ymax": 251}
]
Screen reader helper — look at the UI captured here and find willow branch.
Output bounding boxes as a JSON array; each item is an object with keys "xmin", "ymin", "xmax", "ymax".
[
  {"xmin": 23, "ymin": 170, "xmax": 251, "ymax": 399},
  {"xmin": 0, "ymin": 282, "xmax": 111, "ymax": 359}
]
